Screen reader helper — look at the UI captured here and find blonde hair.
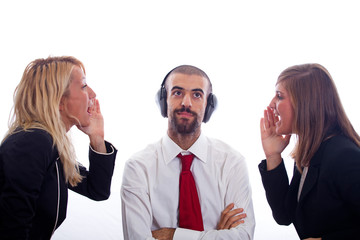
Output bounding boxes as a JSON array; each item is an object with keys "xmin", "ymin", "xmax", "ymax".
[
  {"xmin": 4, "ymin": 56, "xmax": 85, "ymax": 186},
  {"xmin": 277, "ymin": 63, "xmax": 360, "ymax": 170}
]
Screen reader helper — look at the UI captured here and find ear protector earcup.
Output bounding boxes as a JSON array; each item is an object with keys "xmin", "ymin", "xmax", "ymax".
[
  {"xmin": 156, "ymin": 85, "xmax": 168, "ymax": 118},
  {"xmin": 155, "ymin": 69, "xmax": 172, "ymax": 118},
  {"xmin": 156, "ymin": 78, "xmax": 218, "ymax": 123},
  {"xmin": 203, "ymin": 93, "xmax": 218, "ymax": 123}
]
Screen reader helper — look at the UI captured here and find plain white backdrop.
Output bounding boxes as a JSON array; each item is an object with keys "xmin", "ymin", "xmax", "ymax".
[{"xmin": 1, "ymin": 1, "xmax": 360, "ymax": 239}]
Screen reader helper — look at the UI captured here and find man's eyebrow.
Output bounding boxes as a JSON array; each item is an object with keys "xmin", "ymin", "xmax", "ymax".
[
  {"xmin": 170, "ymin": 86, "xmax": 204, "ymax": 94},
  {"xmin": 171, "ymin": 86, "xmax": 184, "ymax": 91},
  {"xmin": 192, "ymin": 88, "xmax": 204, "ymax": 94}
]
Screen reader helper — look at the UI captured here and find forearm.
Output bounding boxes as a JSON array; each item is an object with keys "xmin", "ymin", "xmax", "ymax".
[
  {"xmin": 173, "ymin": 205, "xmax": 254, "ymax": 240},
  {"xmin": 173, "ymin": 226, "xmax": 253, "ymax": 240},
  {"xmin": 152, "ymin": 228, "xmax": 175, "ymax": 240},
  {"xmin": 258, "ymin": 160, "xmax": 292, "ymax": 225},
  {"xmin": 89, "ymin": 135, "xmax": 106, "ymax": 153},
  {"xmin": 70, "ymin": 141, "xmax": 117, "ymax": 200}
]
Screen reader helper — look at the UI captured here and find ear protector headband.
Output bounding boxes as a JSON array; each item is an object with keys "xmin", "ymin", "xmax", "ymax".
[{"xmin": 155, "ymin": 68, "xmax": 218, "ymax": 123}]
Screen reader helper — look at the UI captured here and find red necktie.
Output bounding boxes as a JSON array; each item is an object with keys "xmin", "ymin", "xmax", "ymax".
[{"xmin": 177, "ymin": 153, "xmax": 204, "ymax": 231}]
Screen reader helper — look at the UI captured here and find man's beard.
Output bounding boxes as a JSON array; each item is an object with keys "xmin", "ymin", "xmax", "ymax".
[{"xmin": 171, "ymin": 106, "xmax": 200, "ymax": 134}]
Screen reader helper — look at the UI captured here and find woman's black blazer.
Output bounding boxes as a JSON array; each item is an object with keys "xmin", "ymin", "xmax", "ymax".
[
  {"xmin": 0, "ymin": 129, "xmax": 117, "ymax": 239},
  {"xmin": 259, "ymin": 135, "xmax": 360, "ymax": 239}
]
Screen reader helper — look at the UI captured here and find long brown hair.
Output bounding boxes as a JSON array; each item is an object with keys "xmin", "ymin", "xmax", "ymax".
[
  {"xmin": 277, "ymin": 63, "xmax": 360, "ymax": 169},
  {"xmin": 4, "ymin": 56, "xmax": 85, "ymax": 186}
]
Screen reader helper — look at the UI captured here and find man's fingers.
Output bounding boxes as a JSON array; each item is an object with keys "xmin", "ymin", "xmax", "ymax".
[
  {"xmin": 224, "ymin": 213, "xmax": 247, "ymax": 229},
  {"xmin": 217, "ymin": 203, "xmax": 234, "ymax": 229},
  {"xmin": 230, "ymin": 219, "xmax": 245, "ymax": 228},
  {"xmin": 218, "ymin": 205, "xmax": 245, "ymax": 230},
  {"xmin": 223, "ymin": 203, "xmax": 234, "ymax": 213}
]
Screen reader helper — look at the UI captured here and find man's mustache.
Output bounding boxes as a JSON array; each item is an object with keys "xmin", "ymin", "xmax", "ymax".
[{"xmin": 174, "ymin": 107, "xmax": 196, "ymax": 116}]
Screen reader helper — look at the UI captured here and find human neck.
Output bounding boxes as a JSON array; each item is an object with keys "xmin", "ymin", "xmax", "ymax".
[{"xmin": 167, "ymin": 129, "xmax": 201, "ymax": 150}]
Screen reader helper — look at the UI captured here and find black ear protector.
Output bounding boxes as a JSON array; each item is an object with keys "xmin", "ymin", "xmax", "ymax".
[{"xmin": 155, "ymin": 68, "xmax": 218, "ymax": 123}]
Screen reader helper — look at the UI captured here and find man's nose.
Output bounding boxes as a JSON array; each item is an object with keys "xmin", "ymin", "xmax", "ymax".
[{"xmin": 182, "ymin": 93, "xmax": 192, "ymax": 108}]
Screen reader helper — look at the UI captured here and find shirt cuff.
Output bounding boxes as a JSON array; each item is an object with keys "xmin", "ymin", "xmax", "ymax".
[
  {"xmin": 89, "ymin": 142, "xmax": 115, "ymax": 155},
  {"xmin": 173, "ymin": 228, "xmax": 201, "ymax": 240}
]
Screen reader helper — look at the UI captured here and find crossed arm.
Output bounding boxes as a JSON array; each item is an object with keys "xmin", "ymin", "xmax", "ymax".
[
  {"xmin": 152, "ymin": 203, "xmax": 247, "ymax": 240},
  {"xmin": 121, "ymin": 146, "xmax": 254, "ymax": 240}
]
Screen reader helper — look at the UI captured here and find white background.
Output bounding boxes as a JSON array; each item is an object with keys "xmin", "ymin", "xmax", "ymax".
[{"xmin": 1, "ymin": 1, "xmax": 360, "ymax": 239}]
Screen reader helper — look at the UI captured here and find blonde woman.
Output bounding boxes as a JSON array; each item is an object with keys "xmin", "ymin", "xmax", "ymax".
[
  {"xmin": 259, "ymin": 64, "xmax": 360, "ymax": 239},
  {"xmin": 0, "ymin": 56, "xmax": 117, "ymax": 239}
]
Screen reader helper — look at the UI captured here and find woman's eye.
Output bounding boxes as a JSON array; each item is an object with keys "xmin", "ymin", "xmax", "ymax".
[{"xmin": 82, "ymin": 84, "xmax": 88, "ymax": 89}]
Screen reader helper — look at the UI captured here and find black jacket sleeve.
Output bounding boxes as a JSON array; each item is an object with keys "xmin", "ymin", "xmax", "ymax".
[
  {"xmin": 258, "ymin": 160, "xmax": 294, "ymax": 225},
  {"xmin": 69, "ymin": 141, "xmax": 117, "ymax": 200}
]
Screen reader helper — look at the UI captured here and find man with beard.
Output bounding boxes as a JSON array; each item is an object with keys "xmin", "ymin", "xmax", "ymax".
[{"xmin": 121, "ymin": 65, "xmax": 255, "ymax": 240}]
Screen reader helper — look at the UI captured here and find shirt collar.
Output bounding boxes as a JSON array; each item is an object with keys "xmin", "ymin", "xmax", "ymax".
[{"xmin": 162, "ymin": 132, "xmax": 208, "ymax": 165}]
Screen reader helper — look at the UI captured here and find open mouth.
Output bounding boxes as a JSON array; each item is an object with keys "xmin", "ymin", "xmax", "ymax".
[
  {"xmin": 273, "ymin": 109, "xmax": 279, "ymax": 118},
  {"xmin": 87, "ymin": 99, "xmax": 95, "ymax": 114},
  {"xmin": 273, "ymin": 110, "xmax": 281, "ymax": 125}
]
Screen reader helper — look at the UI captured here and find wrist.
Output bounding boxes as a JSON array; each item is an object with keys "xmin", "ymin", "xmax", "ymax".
[
  {"xmin": 89, "ymin": 136, "xmax": 106, "ymax": 153},
  {"xmin": 265, "ymin": 153, "xmax": 282, "ymax": 171}
]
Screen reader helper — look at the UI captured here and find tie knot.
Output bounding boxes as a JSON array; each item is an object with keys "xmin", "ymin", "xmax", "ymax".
[{"xmin": 177, "ymin": 153, "xmax": 194, "ymax": 172}]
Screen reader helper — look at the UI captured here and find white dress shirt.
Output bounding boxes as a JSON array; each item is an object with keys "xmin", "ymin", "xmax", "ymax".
[{"xmin": 121, "ymin": 132, "xmax": 255, "ymax": 240}]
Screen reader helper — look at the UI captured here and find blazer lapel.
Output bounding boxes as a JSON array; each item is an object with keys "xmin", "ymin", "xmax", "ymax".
[
  {"xmin": 297, "ymin": 141, "xmax": 326, "ymax": 203},
  {"xmin": 298, "ymin": 166, "xmax": 319, "ymax": 202}
]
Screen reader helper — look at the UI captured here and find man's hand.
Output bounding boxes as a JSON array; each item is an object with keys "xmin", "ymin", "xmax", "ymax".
[
  {"xmin": 152, "ymin": 228, "xmax": 175, "ymax": 240},
  {"xmin": 217, "ymin": 203, "xmax": 247, "ymax": 230}
]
